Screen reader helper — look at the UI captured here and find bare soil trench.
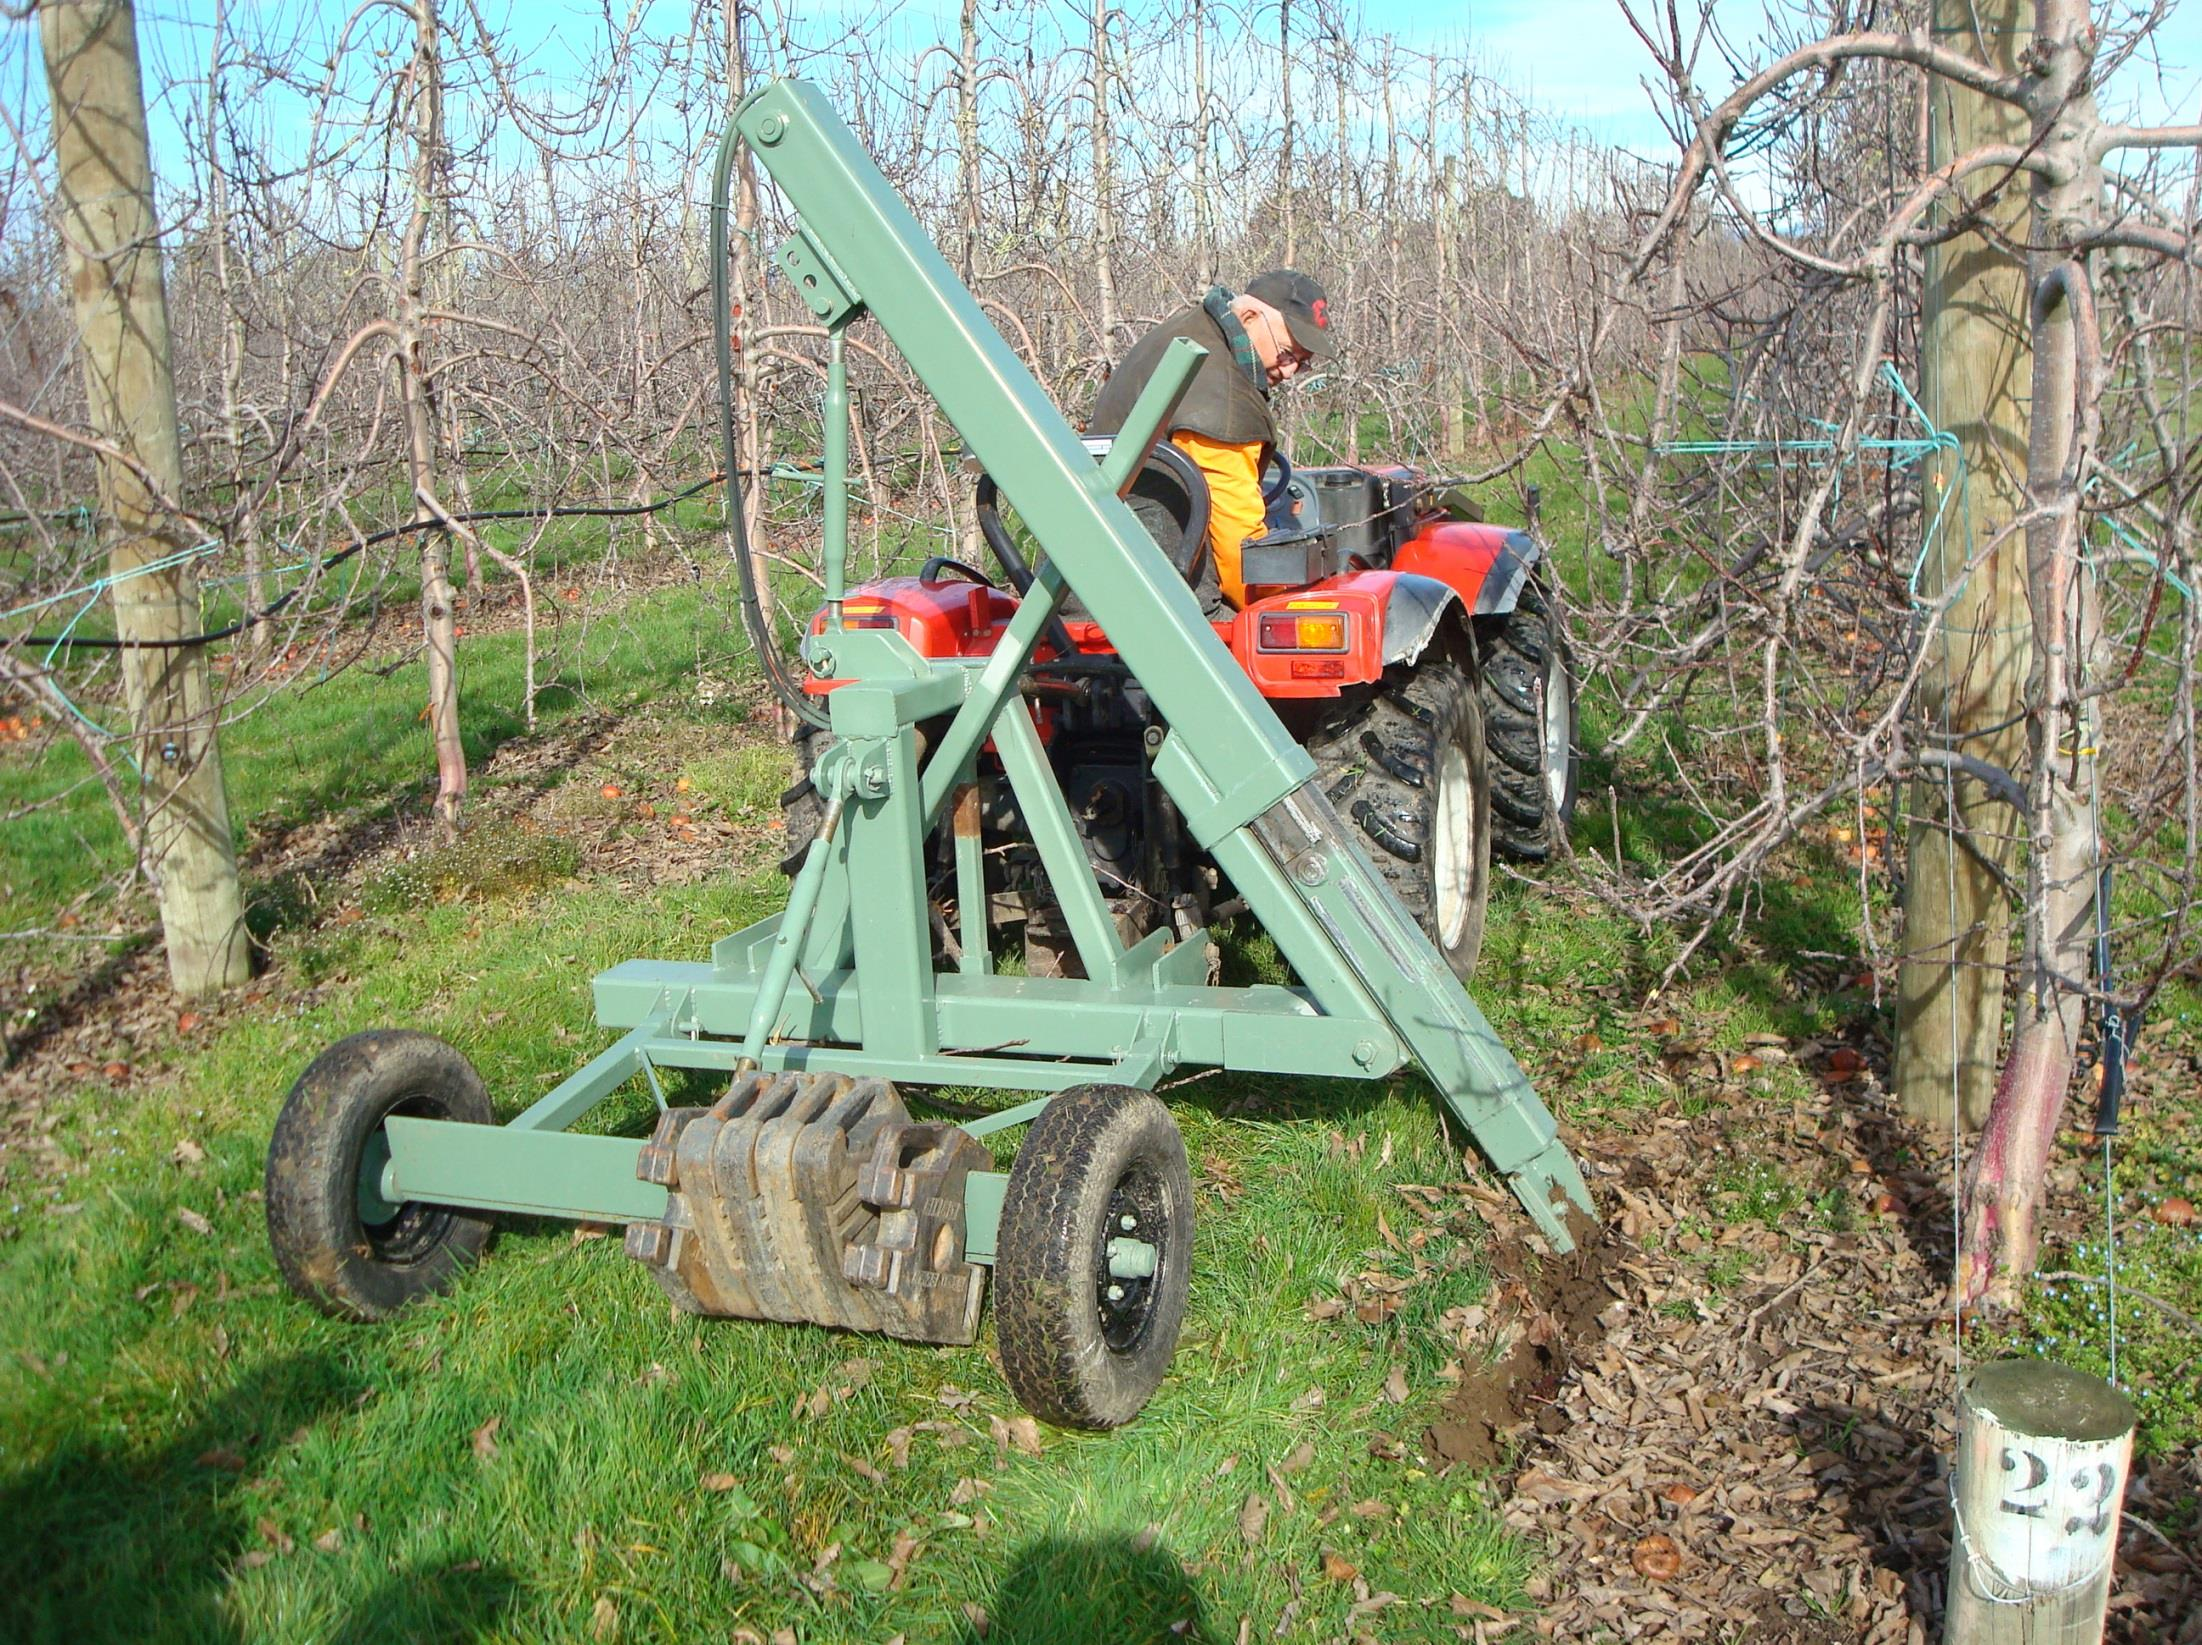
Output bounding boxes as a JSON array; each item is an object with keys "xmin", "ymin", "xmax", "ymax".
[{"xmin": 1443, "ymin": 1091, "xmax": 2199, "ymax": 1642}]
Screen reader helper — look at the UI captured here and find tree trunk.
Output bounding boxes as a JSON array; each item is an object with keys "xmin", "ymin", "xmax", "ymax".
[
  {"xmin": 1437, "ymin": 152, "xmax": 1464, "ymax": 464},
  {"xmin": 1895, "ymin": 0, "xmax": 2033, "ymax": 1130},
  {"xmin": 1959, "ymin": 0, "xmax": 2107, "ymax": 1307},
  {"xmin": 956, "ymin": 0, "xmax": 982, "ymax": 283},
  {"xmin": 40, "ymin": 0, "xmax": 250, "ymax": 997},
  {"xmin": 1189, "ymin": 0, "xmax": 1214, "ymax": 290},
  {"xmin": 724, "ymin": 0, "xmax": 775, "ymax": 643},
  {"xmin": 1278, "ymin": 0, "xmax": 1295, "ymax": 268},
  {"xmin": 399, "ymin": 0, "xmax": 466, "ymax": 834},
  {"xmin": 203, "ymin": 0, "xmax": 267, "ymax": 656},
  {"xmin": 1088, "ymin": 0, "xmax": 1121, "ymax": 351}
]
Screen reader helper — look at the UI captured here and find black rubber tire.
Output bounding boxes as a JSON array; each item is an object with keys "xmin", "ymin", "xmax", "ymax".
[
  {"xmin": 777, "ymin": 725, "xmax": 834, "ymax": 878},
  {"xmin": 1478, "ymin": 578, "xmax": 1579, "ymax": 863},
  {"xmin": 994, "ymin": 1084, "xmax": 1194, "ymax": 1430},
  {"xmin": 1302, "ymin": 657, "xmax": 1492, "ymax": 981},
  {"xmin": 265, "ymin": 1029, "xmax": 494, "ymax": 1323}
]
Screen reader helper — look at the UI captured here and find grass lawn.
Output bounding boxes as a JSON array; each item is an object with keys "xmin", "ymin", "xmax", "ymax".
[
  {"xmin": 3, "ymin": 574, "xmax": 2196, "ymax": 1643},
  {"xmin": 3, "ymin": 870, "xmax": 1633, "ymax": 1641}
]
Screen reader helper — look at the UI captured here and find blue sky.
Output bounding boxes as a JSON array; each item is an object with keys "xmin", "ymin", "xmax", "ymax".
[
  {"xmin": 1364, "ymin": 0, "xmax": 2202, "ymax": 149},
  {"xmin": 55, "ymin": 1, "xmax": 2202, "ymax": 182}
]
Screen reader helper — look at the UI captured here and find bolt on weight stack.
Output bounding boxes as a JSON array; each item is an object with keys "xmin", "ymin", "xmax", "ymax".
[{"xmin": 629, "ymin": 1070, "xmax": 993, "ymax": 1345}]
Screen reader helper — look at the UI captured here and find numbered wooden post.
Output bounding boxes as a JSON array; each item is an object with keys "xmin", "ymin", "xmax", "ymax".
[{"xmin": 1946, "ymin": 1359, "xmax": 2136, "ymax": 1644}]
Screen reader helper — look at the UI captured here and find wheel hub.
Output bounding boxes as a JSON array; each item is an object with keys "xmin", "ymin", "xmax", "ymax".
[
  {"xmin": 1434, "ymin": 742, "xmax": 1475, "ymax": 948},
  {"xmin": 1540, "ymin": 649, "xmax": 1571, "ymax": 814},
  {"xmin": 358, "ymin": 1094, "xmax": 461, "ymax": 1266},
  {"xmin": 1094, "ymin": 1170, "xmax": 1166, "ymax": 1352}
]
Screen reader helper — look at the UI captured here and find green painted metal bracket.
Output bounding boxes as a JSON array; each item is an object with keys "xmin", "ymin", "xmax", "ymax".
[
  {"xmin": 963, "ymin": 1171, "xmax": 1006, "ymax": 1266},
  {"xmin": 594, "ymin": 960, "xmax": 1395, "ymax": 1081},
  {"xmin": 383, "ymin": 1117, "xmax": 667, "ymax": 1224},
  {"xmin": 510, "ymin": 1019, "xmax": 669, "ymax": 1133},
  {"xmin": 775, "ymin": 227, "xmax": 862, "ymax": 326},
  {"xmin": 383, "ymin": 1112, "xmax": 1007, "ymax": 1271}
]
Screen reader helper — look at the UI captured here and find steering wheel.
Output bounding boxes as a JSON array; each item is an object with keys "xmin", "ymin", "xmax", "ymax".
[
  {"xmin": 918, "ymin": 556, "xmax": 995, "ymax": 587},
  {"xmin": 1261, "ymin": 450, "xmax": 1295, "ymax": 507}
]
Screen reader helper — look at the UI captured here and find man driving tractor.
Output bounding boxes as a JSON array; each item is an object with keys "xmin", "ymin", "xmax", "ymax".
[{"xmin": 1086, "ymin": 270, "xmax": 1334, "ymax": 608}]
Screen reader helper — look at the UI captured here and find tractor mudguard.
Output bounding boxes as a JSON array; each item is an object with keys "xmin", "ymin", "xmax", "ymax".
[
  {"xmin": 1370, "ymin": 572, "xmax": 1459, "ymax": 667},
  {"xmin": 805, "ymin": 575, "xmax": 1021, "ymax": 669},
  {"xmin": 1393, "ymin": 521, "xmax": 1544, "ymax": 616}
]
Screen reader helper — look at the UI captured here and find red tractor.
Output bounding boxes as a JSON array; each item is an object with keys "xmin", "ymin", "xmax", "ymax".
[{"xmin": 783, "ymin": 448, "xmax": 1577, "ymax": 982}]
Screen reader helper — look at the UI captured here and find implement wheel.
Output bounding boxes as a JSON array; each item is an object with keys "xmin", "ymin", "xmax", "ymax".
[
  {"xmin": 1480, "ymin": 577, "xmax": 1579, "ymax": 862},
  {"xmin": 994, "ymin": 1085, "xmax": 1193, "ymax": 1430},
  {"xmin": 1304, "ymin": 657, "xmax": 1491, "ymax": 981},
  {"xmin": 266, "ymin": 1029, "xmax": 494, "ymax": 1322}
]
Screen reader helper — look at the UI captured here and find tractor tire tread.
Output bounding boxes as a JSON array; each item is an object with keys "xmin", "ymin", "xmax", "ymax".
[
  {"xmin": 778, "ymin": 727, "xmax": 834, "ymax": 879},
  {"xmin": 1476, "ymin": 580, "xmax": 1578, "ymax": 863},
  {"xmin": 1302, "ymin": 659, "xmax": 1489, "ymax": 980}
]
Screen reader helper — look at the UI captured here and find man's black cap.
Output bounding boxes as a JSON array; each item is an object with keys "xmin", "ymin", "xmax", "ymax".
[{"xmin": 1246, "ymin": 269, "xmax": 1335, "ymax": 360}]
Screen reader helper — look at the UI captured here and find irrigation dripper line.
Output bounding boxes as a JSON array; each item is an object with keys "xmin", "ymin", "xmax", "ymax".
[{"xmin": 5, "ymin": 470, "xmax": 735, "ymax": 655}]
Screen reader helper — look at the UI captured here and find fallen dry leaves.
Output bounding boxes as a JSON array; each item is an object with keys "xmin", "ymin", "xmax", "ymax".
[
  {"xmin": 987, "ymin": 1412, "xmax": 1043, "ymax": 1461},
  {"xmin": 1481, "ymin": 1075, "xmax": 2197, "ymax": 1644},
  {"xmin": 1237, "ymin": 1493, "xmax": 1269, "ymax": 1545}
]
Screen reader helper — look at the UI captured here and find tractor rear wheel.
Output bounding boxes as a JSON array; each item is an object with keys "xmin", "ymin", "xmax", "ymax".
[
  {"xmin": 1303, "ymin": 658, "xmax": 1491, "ymax": 981},
  {"xmin": 994, "ymin": 1084, "xmax": 1193, "ymax": 1429},
  {"xmin": 1479, "ymin": 578, "xmax": 1578, "ymax": 862},
  {"xmin": 266, "ymin": 1030, "xmax": 494, "ymax": 1322}
]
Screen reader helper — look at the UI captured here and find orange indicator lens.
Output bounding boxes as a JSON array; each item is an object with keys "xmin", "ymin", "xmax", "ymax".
[{"xmin": 1255, "ymin": 613, "xmax": 1348, "ymax": 651}]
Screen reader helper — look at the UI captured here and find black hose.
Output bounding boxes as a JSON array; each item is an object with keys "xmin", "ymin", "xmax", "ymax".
[
  {"xmin": 712, "ymin": 118, "xmax": 829, "ymax": 730},
  {"xmin": 14, "ymin": 473, "xmax": 728, "ymax": 652},
  {"xmin": 972, "ymin": 474, "xmax": 1038, "ymax": 594},
  {"xmin": 973, "ymin": 473, "xmax": 1080, "ymax": 664}
]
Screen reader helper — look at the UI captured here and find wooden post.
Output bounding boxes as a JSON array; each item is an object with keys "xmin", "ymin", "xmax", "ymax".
[
  {"xmin": 1896, "ymin": 0, "xmax": 2035, "ymax": 1129},
  {"xmin": 1946, "ymin": 1359, "xmax": 2135, "ymax": 1643},
  {"xmin": 40, "ymin": 0, "xmax": 250, "ymax": 998}
]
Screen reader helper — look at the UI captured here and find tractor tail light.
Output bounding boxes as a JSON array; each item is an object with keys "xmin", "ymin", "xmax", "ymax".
[{"xmin": 1255, "ymin": 612, "xmax": 1348, "ymax": 652}]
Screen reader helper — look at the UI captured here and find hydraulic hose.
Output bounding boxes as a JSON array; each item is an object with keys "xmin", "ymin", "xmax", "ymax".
[{"xmin": 712, "ymin": 119, "xmax": 830, "ymax": 730}]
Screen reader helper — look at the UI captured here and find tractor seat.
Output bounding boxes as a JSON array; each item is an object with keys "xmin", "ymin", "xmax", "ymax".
[
  {"xmin": 1082, "ymin": 437, "xmax": 1224, "ymax": 618},
  {"xmin": 973, "ymin": 439, "xmax": 1225, "ymax": 619}
]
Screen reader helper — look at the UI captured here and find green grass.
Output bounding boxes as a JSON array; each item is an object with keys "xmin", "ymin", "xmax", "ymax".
[
  {"xmin": 0, "ymin": 758, "xmax": 1905, "ymax": 1640},
  {"xmin": 1, "ymin": 570, "xmax": 1598, "ymax": 1642},
  {"xmin": 0, "ymin": 863, "xmax": 1547, "ymax": 1642},
  {"xmin": 0, "ymin": 576, "xmax": 751, "ymax": 936}
]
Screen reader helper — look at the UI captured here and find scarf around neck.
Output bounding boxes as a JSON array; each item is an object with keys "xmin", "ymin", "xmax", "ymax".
[{"xmin": 1201, "ymin": 287, "xmax": 1270, "ymax": 397}]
